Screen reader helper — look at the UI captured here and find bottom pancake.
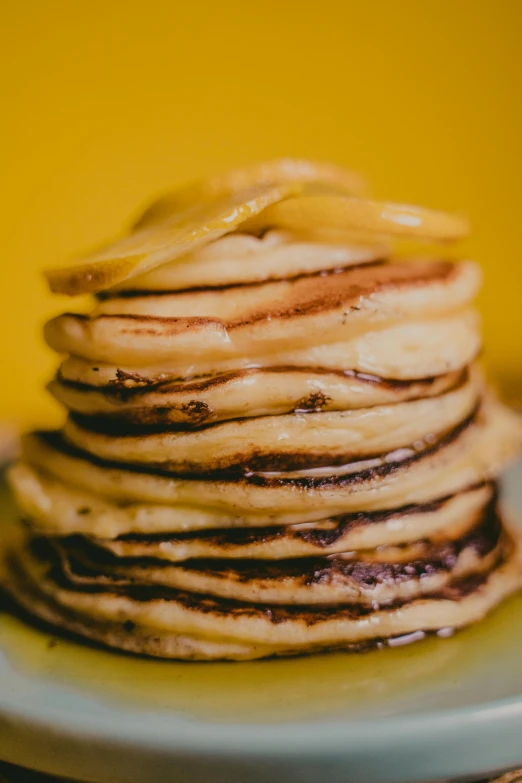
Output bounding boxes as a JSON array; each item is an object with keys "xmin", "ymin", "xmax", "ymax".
[{"xmin": 4, "ymin": 532, "xmax": 521, "ymax": 661}]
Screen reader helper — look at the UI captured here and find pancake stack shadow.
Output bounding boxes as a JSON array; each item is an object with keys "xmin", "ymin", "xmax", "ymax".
[{"xmin": 5, "ymin": 162, "xmax": 522, "ymax": 660}]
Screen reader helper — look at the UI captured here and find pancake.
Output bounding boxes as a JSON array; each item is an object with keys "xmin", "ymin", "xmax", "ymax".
[
  {"xmin": 108, "ymin": 230, "xmax": 386, "ymax": 291},
  {"xmin": 18, "ymin": 402, "xmax": 522, "ymax": 521},
  {"xmin": 60, "ymin": 373, "xmax": 480, "ymax": 473},
  {"xmin": 81, "ymin": 486, "xmax": 497, "ymax": 560},
  {"xmin": 48, "ymin": 367, "xmax": 466, "ymax": 427},
  {"xmin": 55, "ymin": 310, "xmax": 481, "ymax": 383}
]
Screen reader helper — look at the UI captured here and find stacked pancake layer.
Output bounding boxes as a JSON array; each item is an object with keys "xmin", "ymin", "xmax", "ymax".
[{"xmin": 6, "ymin": 183, "xmax": 522, "ymax": 660}]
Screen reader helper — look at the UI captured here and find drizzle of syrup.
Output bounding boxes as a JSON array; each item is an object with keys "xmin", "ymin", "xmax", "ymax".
[{"xmin": 245, "ymin": 445, "xmax": 420, "ymax": 480}]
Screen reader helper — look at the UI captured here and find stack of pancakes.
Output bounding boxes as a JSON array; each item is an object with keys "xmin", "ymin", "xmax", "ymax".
[{"xmin": 5, "ymin": 160, "xmax": 522, "ymax": 660}]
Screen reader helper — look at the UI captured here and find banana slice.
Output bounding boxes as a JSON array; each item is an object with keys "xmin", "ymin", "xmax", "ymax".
[
  {"xmin": 134, "ymin": 158, "xmax": 366, "ymax": 228},
  {"xmin": 243, "ymin": 196, "xmax": 470, "ymax": 241},
  {"xmin": 45, "ymin": 185, "xmax": 295, "ymax": 296}
]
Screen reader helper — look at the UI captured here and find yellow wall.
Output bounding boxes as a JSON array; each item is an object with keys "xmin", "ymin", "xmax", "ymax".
[{"xmin": 1, "ymin": 0, "xmax": 521, "ymax": 427}]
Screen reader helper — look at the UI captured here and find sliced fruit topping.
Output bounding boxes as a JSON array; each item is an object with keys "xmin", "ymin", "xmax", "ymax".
[
  {"xmin": 134, "ymin": 158, "xmax": 366, "ymax": 229},
  {"xmin": 242, "ymin": 196, "xmax": 470, "ymax": 242},
  {"xmin": 45, "ymin": 184, "xmax": 296, "ymax": 296}
]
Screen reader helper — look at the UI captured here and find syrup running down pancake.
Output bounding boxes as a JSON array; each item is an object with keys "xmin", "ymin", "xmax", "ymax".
[{"xmin": 5, "ymin": 158, "xmax": 522, "ymax": 660}]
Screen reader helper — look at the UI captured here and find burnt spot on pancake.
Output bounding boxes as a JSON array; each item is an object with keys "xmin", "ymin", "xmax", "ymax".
[
  {"xmin": 296, "ymin": 520, "xmax": 371, "ymax": 548},
  {"xmin": 76, "ymin": 401, "xmax": 214, "ymax": 429},
  {"xmin": 294, "ymin": 391, "xmax": 332, "ymax": 413},
  {"xmin": 180, "ymin": 400, "xmax": 212, "ymax": 423},
  {"xmin": 109, "ymin": 369, "xmax": 156, "ymax": 389}
]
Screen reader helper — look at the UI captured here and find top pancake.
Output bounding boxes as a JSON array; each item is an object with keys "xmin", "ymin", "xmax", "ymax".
[
  {"xmin": 109, "ymin": 230, "xmax": 387, "ymax": 291},
  {"xmin": 44, "ymin": 260, "xmax": 481, "ymax": 368}
]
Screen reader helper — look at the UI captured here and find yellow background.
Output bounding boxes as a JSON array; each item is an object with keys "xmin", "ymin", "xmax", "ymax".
[{"xmin": 1, "ymin": 0, "xmax": 521, "ymax": 427}]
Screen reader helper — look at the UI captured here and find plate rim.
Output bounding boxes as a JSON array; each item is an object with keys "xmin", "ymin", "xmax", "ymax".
[
  {"xmin": 2, "ymin": 691, "xmax": 522, "ymax": 783},
  {"xmin": 2, "ymin": 684, "xmax": 522, "ymax": 754}
]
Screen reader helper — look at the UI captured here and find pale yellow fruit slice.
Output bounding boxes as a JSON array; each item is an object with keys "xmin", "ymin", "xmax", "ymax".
[
  {"xmin": 134, "ymin": 158, "xmax": 366, "ymax": 229},
  {"xmin": 45, "ymin": 185, "xmax": 295, "ymax": 296},
  {"xmin": 242, "ymin": 196, "xmax": 470, "ymax": 241}
]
